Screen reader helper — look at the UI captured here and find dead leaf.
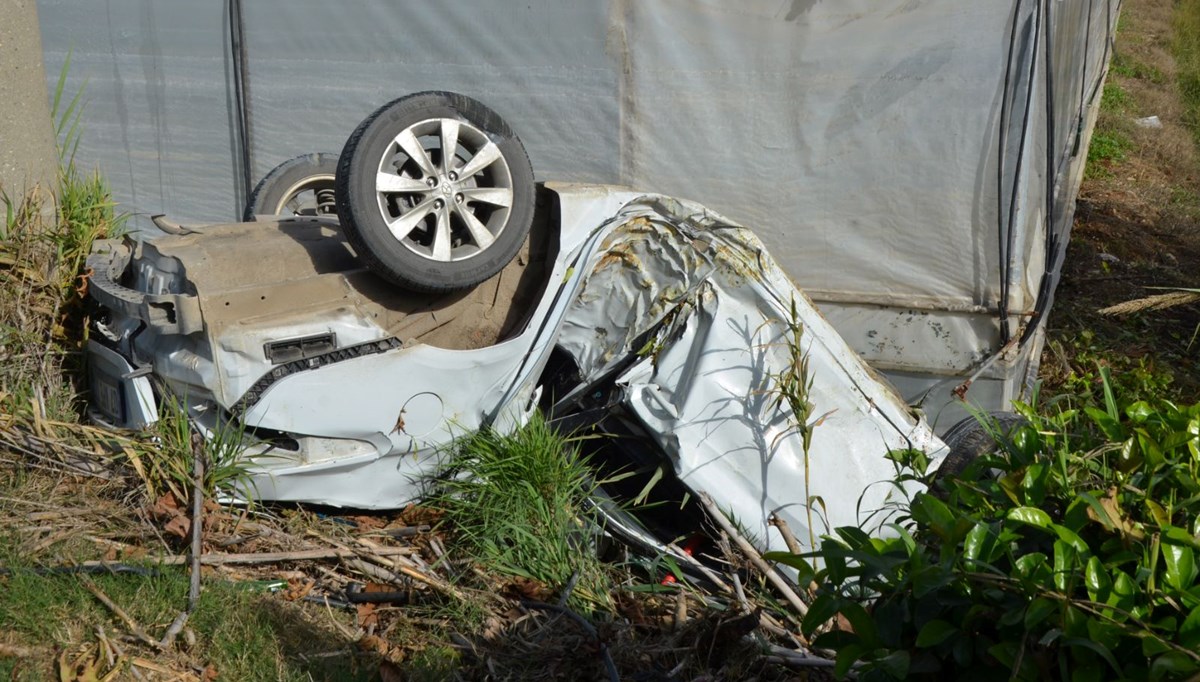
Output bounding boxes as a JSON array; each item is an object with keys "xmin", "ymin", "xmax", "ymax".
[
  {"xmin": 1085, "ymin": 486, "xmax": 1145, "ymax": 540},
  {"xmin": 398, "ymin": 504, "xmax": 442, "ymax": 526},
  {"xmin": 163, "ymin": 515, "xmax": 191, "ymax": 539},
  {"xmin": 349, "ymin": 515, "xmax": 387, "ymax": 532},
  {"xmin": 358, "ymin": 634, "xmax": 405, "ymax": 664},
  {"xmin": 357, "ymin": 602, "xmax": 378, "ymax": 628},
  {"xmin": 57, "ymin": 646, "xmax": 105, "ymax": 682},
  {"xmin": 201, "ymin": 664, "xmax": 218, "ymax": 681},
  {"xmin": 281, "ymin": 579, "xmax": 315, "ymax": 602},
  {"xmin": 149, "ymin": 492, "xmax": 182, "ymax": 517},
  {"xmin": 503, "ymin": 577, "xmax": 552, "ymax": 602}
]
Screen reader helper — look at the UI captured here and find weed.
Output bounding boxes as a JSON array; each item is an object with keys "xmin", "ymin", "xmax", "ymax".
[
  {"xmin": 1048, "ymin": 329, "xmax": 1176, "ymax": 406},
  {"xmin": 0, "ymin": 49, "xmax": 122, "ymax": 424},
  {"xmin": 1085, "ymin": 128, "xmax": 1133, "ymax": 179},
  {"xmin": 134, "ymin": 393, "xmax": 255, "ymax": 503},
  {"xmin": 428, "ymin": 413, "xmax": 612, "ymax": 611},
  {"xmin": 0, "ymin": 544, "xmax": 371, "ymax": 681},
  {"xmin": 1110, "ymin": 51, "xmax": 1166, "ymax": 85},
  {"xmin": 769, "ymin": 297, "xmax": 821, "ymax": 550},
  {"xmin": 1174, "ymin": 0, "xmax": 1200, "ymax": 146},
  {"xmin": 1088, "ymin": 128, "xmax": 1132, "ymax": 165},
  {"xmin": 1100, "ymin": 81, "xmax": 1131, "ymax": 113},
  {"xmin": 778, "ymin": 374, "xmax": 1200, "ymax": 679}
]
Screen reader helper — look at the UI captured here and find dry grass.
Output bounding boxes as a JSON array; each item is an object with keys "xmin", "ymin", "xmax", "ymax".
[
  {"xmin": 0, "ymin": 184, "xmax": 818, "ymax": 682},
  {"xmin": 1043, "ymin": 0, "xmax": 1200, "ymax": 400}
]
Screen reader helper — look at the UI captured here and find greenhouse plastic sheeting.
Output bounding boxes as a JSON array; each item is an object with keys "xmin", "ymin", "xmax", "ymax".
[{"xmin": 37, "ymin": 0, "xmax": 1117, "ymax": 426}]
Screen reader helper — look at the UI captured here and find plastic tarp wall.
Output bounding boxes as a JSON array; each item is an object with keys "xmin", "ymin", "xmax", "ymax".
[{"xmin": 37, "ymin": 0, "xmax": 1116, "ymax": 427}]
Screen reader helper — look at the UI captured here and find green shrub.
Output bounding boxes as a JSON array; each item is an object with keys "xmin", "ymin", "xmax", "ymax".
[{"xmin": 777, "ymin": 373, "xmax": 1200, "ymax": 680}]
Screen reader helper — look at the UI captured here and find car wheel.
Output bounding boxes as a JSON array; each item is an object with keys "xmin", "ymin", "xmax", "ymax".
[
  {"xmin": 244, "ymin": 152, "xmax": 339, "ymax": 221},
  {"xmin": 936, "ymin": 411, "xmax": 1027, "ymax": 481},
  {"xmin": 335, "ymin": 91, "xmax": 535, "ymax": 293}
]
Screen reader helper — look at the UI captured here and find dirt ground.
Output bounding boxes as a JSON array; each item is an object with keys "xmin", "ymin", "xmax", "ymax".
[{"xmin": 1041, "ymin": 0, "xmax": 1200, "ymax": 399}]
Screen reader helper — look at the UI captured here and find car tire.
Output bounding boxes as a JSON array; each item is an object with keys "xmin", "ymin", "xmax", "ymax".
[
  {"xmin": 936, "ymin": 411, "xmax": 1027, "ymax": 481},
  {"xmin": 244, "ymin": 152, "xmax": 339, "ymax": 221},
  {"xmin": 335, "ymin": 91, "xmax": 535, "ymax": 293}
]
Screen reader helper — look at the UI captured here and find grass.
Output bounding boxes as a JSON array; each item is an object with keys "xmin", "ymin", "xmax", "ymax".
[
  {"xmin": 0, "ymin": 544, "xmax": 374, "ymax": 681},
  {"xmin": 135, "ymin": 393, "xmax": 257, "ymax": 505},
  {"xmin": 427, "ymin": 414, "xmax": 612, "ymax": 612},
  {"xmin": 0, "ymin": 67, "xmax": 373, "ymax": 682},
  {"xmin": 1085, "ymin": 128, "xmax": 1133, "ymax": 178},
  {"xmin": 1084, "ymin": 82, "xmax": 1135, "ymax": 180},
  {"xmin": 1100, "ymin": 81, "xmax": 1133, "ymax": 112},
  {"xmin": 1174, "ymin": 0, "xmax": 1200, "ymax": 147},
  {"xmin": 1111, "ymin": 51, "xmax": 1168, "ymax": 84}
]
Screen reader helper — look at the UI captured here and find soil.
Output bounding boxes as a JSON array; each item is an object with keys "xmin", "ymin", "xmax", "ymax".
[{"xmin": 1041, "ymin": 0, "xmax": 1200, "ymax": 398}]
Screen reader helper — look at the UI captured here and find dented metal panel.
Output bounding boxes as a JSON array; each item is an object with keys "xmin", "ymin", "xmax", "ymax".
[{"xmin": 554, "ymin": 197, "xmax": 944, "ymax": 548}]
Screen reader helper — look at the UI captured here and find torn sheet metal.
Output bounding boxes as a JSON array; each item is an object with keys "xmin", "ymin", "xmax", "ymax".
[
  {"xmin": 86, "ymin": 183, "xmax": 944, "ymax": 551},
  {"xmin": 552, "ymin": 196, "xmax": 945, "ymax": 551}
]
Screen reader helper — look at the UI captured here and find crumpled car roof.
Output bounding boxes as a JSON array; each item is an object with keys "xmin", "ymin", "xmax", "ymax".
[{"xmin": 548, "ymin": 194, "xmax": 944, "ymax": 552}]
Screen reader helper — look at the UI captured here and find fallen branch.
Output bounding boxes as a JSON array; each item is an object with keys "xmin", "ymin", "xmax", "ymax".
[
  {"xmin": 0, "ymin": 642, "xmax": 42, "ymax": 658},
  {"xmin": 765, "ymin": 645, "xmax": 841, "ymax": 670},
  {"xmin": 521, "ymin": 600, "xmax": 619, "ymax": 682},
  {"xmin": 697, "ymin": 492, "xmax": 809, "ymax": 619},
  {"xmin": 188, "ymin": 433, "xmax": 204, "ymax": 612},
  {"xmin": 768, "ymin": 514, "xmax": 803, "ymax": 556},
  {"xmin": 65, "ymin": 546, "xmax": 413, "ymax": 569},
  {"xmin": 131, "ymin": 657, "xmax": 200, "ymax": 681},
  {"xmin": 96, "ymin": 627, "xmax": 143, "ymax": 681},
  {"xmin": 79, "ymin": 575, "xmax": 162, "ymax": 650},
  {"xmin": 311, "ymin": 532, "xmax": 461, "ymax": 599}
]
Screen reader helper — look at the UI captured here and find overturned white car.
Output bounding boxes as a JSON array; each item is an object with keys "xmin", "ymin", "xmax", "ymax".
[{"xmin": 85, "ymin": 93, "xmax": 948, "ymax": 555}]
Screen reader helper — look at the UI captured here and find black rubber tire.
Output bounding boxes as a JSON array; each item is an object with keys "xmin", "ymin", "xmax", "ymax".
[
  {"xmin": 244, "ymin": 152, "xmax": 339, "ymax": 221},
  {"xmin": 936, "ymin": 411, "xmax": 1028, "ymax": 481},
  {"xmin": 335, "ymin": 91, "xmax": 535, "ymax": 293}
]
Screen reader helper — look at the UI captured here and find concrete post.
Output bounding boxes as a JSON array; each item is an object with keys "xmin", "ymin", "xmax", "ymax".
[{"xmin": 0, "ymin": 0, "xmax": 59, "ymax": 215}]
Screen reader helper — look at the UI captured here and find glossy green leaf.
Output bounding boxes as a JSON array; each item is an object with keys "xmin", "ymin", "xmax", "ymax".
[
  {"xmin": 1085, "ymin": 555, "xmax": 1112, "ymax": 602},
  {"xmin": 911, "ymin": 494, "xmax": 955, "ymax": 538},
  {"xmin": 963, "ymin": 522, "xmax": 994, "ymax": 563},
  {"xmin": 1127, "ymin": 400, "xmax": 1155, "ymax": 423},
  {"xmin": 1150, "ymin": 652, "xmax": 1199, "ymax": 681},
  {"xmin": 801, "ymin": 593, "xmax": 841, "ymax": 636},
  {"xmin": 1022, "ymin": 462, "xmax": 1047, "ymax": 503},
  {"xmin": 1085, "ymin": 406, "xmax": 1124, "ymax": 441},
  {"xmin": 1025, "ymin": 597, "xmax": 1056, "ymax": 628},
  {"xmin": 1188, "ymin": 417, "xmax": 1200, "ymax": 461},
  {"xmin": 1052, "ymin": 523, "xmax": 1090, "ymax": 553},
  {"xmin": 1146, "ymin": 499, "xmax": 1170, "ymax": 529},
  {"xmin": 1085, "ymin": 619, "xmax": 1121, "ymax": 651},
  {"xmin": 1162, "ymin": 525, "xmax": 1200, "ymax": 550},
  {"xmin": 838, "ymin": 602, "xmax": 878, "ymax": 649},
  {"xmin": 1179, "ymin": 605, "xmax": 1200, "ymax": 649},
  {"xmin": 1162, "ymin": 542, "xmax": 1198, "ymax": 591},
  {"xmin": 834, "ymin": 643, "xmax": 866, "ymax": 679},
  {"xmin": 1054, "ymin": 539, "xmax": 1078, "ymax": 592},
  {"xmin": 915, "ymin": 619, "xmax": 958, "ymax": 648},
  {"xmin": 763, "ymin": 551, "xmax": 817, "ymax": 585},
  {"xmin": 834, "ymin": 526, "xmax": 874, "ymax": 551},
  {"xmin": 1110, "ymin": 569, "xmax": 1137, "ymax": 619},
  {"xmin": 1062, "ymin": 637, "xmax": 1121, "ymax": 676},
  {"xmin": 1007, "ymin": 506, "xmax": 1052, "ymax": 528},
  {"xmin": 873, "ymin": 650, "xmax": 911, "ymax": 679},
  {"xmin": 1015, "ymin": 552, "xmax": 1048, "ymax": 580}
]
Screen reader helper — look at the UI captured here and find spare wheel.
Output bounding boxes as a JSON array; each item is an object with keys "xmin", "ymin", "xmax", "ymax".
[{"xmin": 335, "ymin": 91, "xmax": 535, "ymax": 293}]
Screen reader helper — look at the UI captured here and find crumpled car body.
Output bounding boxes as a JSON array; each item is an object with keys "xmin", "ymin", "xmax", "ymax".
[{"xmin": 86, "ymin": 183, "xmax": 945, "ymax": 553}]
